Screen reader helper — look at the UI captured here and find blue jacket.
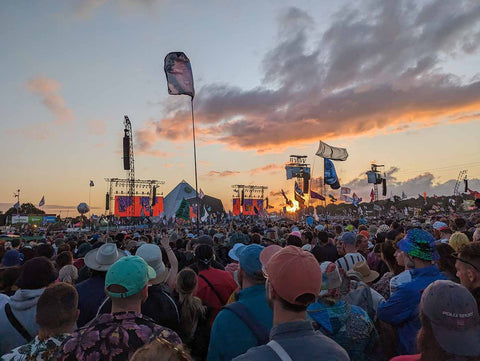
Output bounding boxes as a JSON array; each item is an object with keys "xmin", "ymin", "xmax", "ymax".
[
  {"xmin": 207, "ymin": 284, "xmax": 273, "ymax": 361},
  {"xmin": 378, "ymin": 265, "xmax": 446, "ymax": 355}
]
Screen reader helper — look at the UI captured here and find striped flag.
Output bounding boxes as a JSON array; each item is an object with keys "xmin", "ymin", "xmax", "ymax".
[{"xmin": 39, "ymin": 196, "xmax": 45, "ymax": 207}]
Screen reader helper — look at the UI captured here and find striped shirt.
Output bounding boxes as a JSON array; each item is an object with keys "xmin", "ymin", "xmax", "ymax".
[{"xmin": 335, "ymin": 253, "xmax": 366, "ymax": 272}]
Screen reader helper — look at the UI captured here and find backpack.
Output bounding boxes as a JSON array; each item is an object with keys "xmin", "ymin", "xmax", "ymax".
[{"xmin": 343, "ymin": 281, "xmax": 375, "ymax": 321}]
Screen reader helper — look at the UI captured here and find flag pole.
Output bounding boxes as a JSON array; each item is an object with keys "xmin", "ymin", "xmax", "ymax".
[{"xmin": 191, "ymin": 98, "xmax": 200, "ymax": 235}]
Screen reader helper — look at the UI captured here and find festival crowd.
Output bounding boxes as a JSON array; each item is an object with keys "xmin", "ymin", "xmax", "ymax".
[{"xmin": 0, "ymin": 213, "xmax": 480, "ymax": 360}]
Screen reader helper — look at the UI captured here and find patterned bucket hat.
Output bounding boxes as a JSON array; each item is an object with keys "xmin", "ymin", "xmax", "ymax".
[{"xmin": 398, "ymin": 228, "xmax": 439, "ymax": 261}]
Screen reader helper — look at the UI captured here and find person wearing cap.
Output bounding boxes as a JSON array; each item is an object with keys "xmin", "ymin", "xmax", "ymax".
[
  {"xmin": 74, "ymin": 243, "xmax": 127, "ymax": 327},
  {"xmin": 0, "ymin": 257, "xmax": 57, "ymax": 355},
  {"xmin": 391, "ymin": 280, "xmax": 480, "ymax": 361},
  {"xmin": 1, "ymin": 250, "xmax": 24, "ymax": 268},
  {"xmin": 335, "ymin": 232, "xmax": 366, "ymax": 272},
  {"xmin": 2, "ymin": 283, "xmax": 79, "ymax": 361},
  {"xmin": 307, "ymin": 262, "xmax": 378, "ymax": 361},
  {"xmin": 56, "ymin": 256, "xmax": 181, "ymax": 361},
  {"xmin": 136, "ymin": 242, "xmax": 181, "ymax": 334},
  {"xmin": 207, "ymin": 244, "xmax": 273, "ymax": 361},
  {"xmin": 224, "ymin": 243, "xmax": 244, "ymax": 280},
  {"xmin": 432, "ymin": 221, "xmax": 448, "ymax": 241},
  {"xmin": 378, "ymin": 228, "xmax": 447, "ymax": 355},
  {"xmin": 194, "ymin": 244, "xmax": 237, "ymax": 325},
  {"xmin": 454, "ymin": 242, "xmax": 480, "ymax": 312},
  {"xmin": 233, "ymin": 246, "xmax": 349, "ymax": 361}
]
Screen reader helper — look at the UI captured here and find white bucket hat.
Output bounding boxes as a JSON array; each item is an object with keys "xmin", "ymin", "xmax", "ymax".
[{"xmin": 84, "ymin": 243, "xmax": 127, "ymax": 272}]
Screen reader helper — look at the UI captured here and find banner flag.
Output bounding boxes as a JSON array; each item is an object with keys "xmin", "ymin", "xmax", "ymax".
[
  {"xmin": 402, "ymin": 191, "xmax": 407, "ymax": 199},
  {"xmin": 295, "ymin": 181, "xmax": 304, "ymax": 196},
  {"xmin": 295, "ymin": 191, "xmax": 305, "ymax": 206},
  {"xmin": 370, "ymin": 189, "xmax": 375, "ymax": 203},
  {"xmin": 13, "ymin": 201, "xmax": 20, "ymax": 209},
  {"xmin": 281, "ymin": 189, "xmax": 293, "ymax": 207},
  {"xmin": 310, "ymin": 190, "xmax": 325, "ymax": 200},
  {"xmin": 164, "ymin": 52, "xmax": 195, "ymax": 98},
  {"xmin": 90, "ymin": 180, "xmax": 94, "ymax": 187},
  {"xmin": 39, "ymin": 196, "xmax": 45, "ymax": 207},
  {"xmin": 324, "ymin": 158, "xmax": 340, "ymax": 190},
  {"xmin": 316, "ymin": 141, "xmax": 348, "ymax": 161}
]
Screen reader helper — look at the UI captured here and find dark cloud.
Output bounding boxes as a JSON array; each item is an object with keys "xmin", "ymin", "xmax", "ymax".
[{"xmin": 137, "ymin": 0, "xmax": 480, "ymax": 153}]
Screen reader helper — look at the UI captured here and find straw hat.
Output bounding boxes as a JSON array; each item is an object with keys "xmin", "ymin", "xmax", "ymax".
[{"xmin": 348, "ymin": 261, "xmax": 379, "ymax": 283}]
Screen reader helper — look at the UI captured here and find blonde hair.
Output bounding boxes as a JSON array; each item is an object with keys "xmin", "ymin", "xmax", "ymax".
[
  {"xmin": 449, "ymin": 232, "xmax": 469, "ymax": 252},
  {"xmin": 130, "ymin": 337, "xmax": 192, "ymax": 361},
  {"xmin": 176, "ymin": 268, "xmax": 206, "ymax": 339}
]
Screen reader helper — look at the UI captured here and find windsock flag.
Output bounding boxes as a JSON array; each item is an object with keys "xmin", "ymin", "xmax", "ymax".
[{"xmin": 164, "ymin": 52, "xmax": 195, "ymax": 98}]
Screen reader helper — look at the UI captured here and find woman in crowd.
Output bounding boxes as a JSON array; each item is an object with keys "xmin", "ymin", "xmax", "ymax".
[{"xmin": 176, "ymin": 268, "xmax": 209, "ymax": 361}]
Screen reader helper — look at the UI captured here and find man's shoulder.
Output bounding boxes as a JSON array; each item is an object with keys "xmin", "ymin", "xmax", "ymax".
[
  {"xmin": 232, "ymin": 344, "xmax": 275, "ymax": 361},
  {"xmin": 233, "ymin": 334, "xmax": 349, "ymax": 361}
]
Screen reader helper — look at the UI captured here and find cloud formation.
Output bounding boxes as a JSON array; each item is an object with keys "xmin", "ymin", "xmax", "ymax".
[
  {"xmin": 87, "ymin": 119, "xmax": 106, "ymax": 135},
  {"xmin": 26, "ymin": 76, "xmax": 74, "ymax": 125},
  {"xmin": 205, "ymin": 170, "xmax": 240, "ymax": 177},
  {"xmin": 138, "ymin": 0, "xmax": 480, "ymax": 153},
  {"xmin": 341, "ymin": 167, "xmax": 480, "ymax": 201}
]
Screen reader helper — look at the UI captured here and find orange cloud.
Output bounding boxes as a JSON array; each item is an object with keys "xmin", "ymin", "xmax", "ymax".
[
  {"xmin": 249, "ymin": 163, "xmax": 283, "ymax": 175},
  {"xmin": 205, "ymin": 170, "xmax": 240, "ymax": 177},
  {"xmin": 26, "ymin": 76, "xmax": 74, "ymax": 125},
  {"xmin": 88, "ymin": 119, "xmax": 106, "ymax": 135},
  {"xmin": 136, "ymin": 3, "xmax": 480, "ymax": 153}
]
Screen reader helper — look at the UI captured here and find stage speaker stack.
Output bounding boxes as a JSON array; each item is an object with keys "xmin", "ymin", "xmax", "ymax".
[
  {"xmin": 382, "ymin": 178, "xmax": 387, "ymax": 196},
  {"xmin": 152, "ymin": 186, "xmax": 157, "ymax": 206},
  {"xmin": 105, "ymin": 193, "xmax": 110, "ymax": 211},
  {"xmin": 123, "ymin": 133, "xmax": 130, "ymax": 170}
]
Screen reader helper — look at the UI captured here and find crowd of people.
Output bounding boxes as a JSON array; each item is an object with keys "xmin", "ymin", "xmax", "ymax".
[{"xmin": 0, "ymin": 212, "xmax": 479, "ymax": 360}]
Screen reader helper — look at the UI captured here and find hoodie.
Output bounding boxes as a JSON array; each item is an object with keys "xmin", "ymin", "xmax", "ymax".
[{"xmin": 0, "ymin": 288, "xmax": 45, "ymax": 355}]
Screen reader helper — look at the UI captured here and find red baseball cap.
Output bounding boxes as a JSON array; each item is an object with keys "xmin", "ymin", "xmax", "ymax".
[{"xmin": 261, "ymin": 245, "xmax": 322, "ymax": 306}]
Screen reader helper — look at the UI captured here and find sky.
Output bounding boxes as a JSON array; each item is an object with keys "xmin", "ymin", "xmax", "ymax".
[{"xmin": 1, "ymin": 0, "xmax": 480, "ymax": 215}]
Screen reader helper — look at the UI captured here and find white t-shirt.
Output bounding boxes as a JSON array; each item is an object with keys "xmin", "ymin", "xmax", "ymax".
[{"xmin": 335, "ymin": 253, "xmax": 366, "ymax": 272}]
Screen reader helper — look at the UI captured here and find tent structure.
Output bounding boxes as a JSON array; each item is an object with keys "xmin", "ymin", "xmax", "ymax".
[
  {"xmin": 187, "ymin": 195, "xmax": 224, "ymax": 215},
  {"xmin": 163, "ymin": 180, "xmax": 197, "ymax": 219}
]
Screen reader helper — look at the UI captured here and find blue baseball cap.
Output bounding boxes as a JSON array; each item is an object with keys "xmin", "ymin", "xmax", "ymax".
[
  {"xmin": 2, "ymin": 250, "xmax": 24, "ymax": 267},
  {"xmin": 341, "ymin": 232, "xmax": 356, "ymax": 246},
  {"xmin": 237, "ymin": 244, "xmax": 264, "ymax": 278},
  {"xmin": 105, "ymin": 256, "xmax": 156, "ymax": 298}
]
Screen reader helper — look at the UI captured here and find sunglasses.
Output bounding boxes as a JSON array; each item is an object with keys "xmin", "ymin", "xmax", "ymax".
[{"xmin": 453, "ymin": 253, "xmax": 480, "ymax": 272}]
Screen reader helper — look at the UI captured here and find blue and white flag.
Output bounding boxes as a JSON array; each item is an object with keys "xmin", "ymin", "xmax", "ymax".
[
  {"xmin": 294, "ymin": 181, "xmax": 304, "ymax": 196},
  {"xmin": 13, "ymin": 201, "xmax": 20, "ymax": 209},
  {"xmin": 324, "ymin": 158, "xmax": 340, "ymax": 190},
  {"xmin": 39, "ymin": 196, "xmax": 45, "ymax": 207}
]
